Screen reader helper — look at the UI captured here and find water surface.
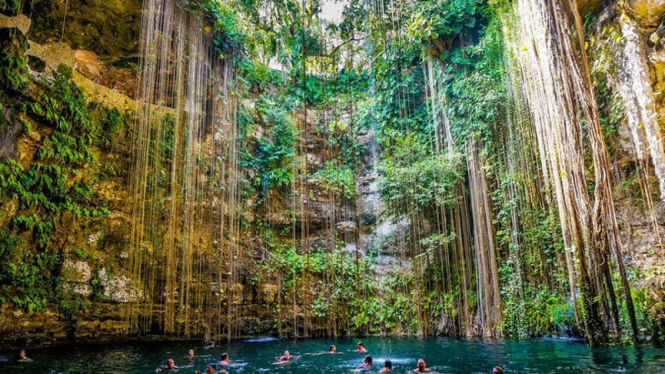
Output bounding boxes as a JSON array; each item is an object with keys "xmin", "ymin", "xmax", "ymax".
[{"xmin": 1, "ymin": 336, "xmax": 663, "ymax": 373}]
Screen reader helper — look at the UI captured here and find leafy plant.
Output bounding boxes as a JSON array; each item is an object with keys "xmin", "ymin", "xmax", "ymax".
[{"xmin": 0, "ymin": 27, "xmax": 28, "ymax": 90}]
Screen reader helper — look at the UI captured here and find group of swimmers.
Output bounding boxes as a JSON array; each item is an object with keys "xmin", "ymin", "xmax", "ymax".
[{"xmin": 158, "ymin": 341, "xmax": 505, "ymax": 373}]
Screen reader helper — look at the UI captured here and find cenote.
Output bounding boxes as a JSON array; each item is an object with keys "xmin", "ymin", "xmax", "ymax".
[
  {"xmin": 1, "ymin": 337, "xmax": 664, "ymax": 373},
  {"xmin": 3, "ymin": 0, "xmax": 665, "ymax": 366}
]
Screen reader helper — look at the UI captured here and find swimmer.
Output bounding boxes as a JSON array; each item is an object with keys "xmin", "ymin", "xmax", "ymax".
[
  {"xmin": 18, "ymin": 349, "xmax": 32, "ymax": 362},
  {"xmin": 380, "ymin": 359, "xmax": 393, "ymax": 372},
  {"xmin": 271, "ymin": 350, "xmax": 296, "ymax": 365},
  {"xmin": 306, "ymin": 344, "xmax": 342, "ymax": 356},
  {"xmin": 492, "ymin": 366, "xmax": 503, "ymax": 374},
  {"xmin": 279, "ymin": 350, "xmax": 292, "ymax": 362},
  {"xmin": 163, "ymin": 358, "xmax": 179, "ymax": 371},
  {"xmin": 188, "ymin": 349, "xmax": 195, "ymax": 359},
  {"xmin": 358, "ymin": 355, "xmax": 373, "ymax": 369},
  {"xmin": 354, "ymin": 342, "xmax": 367, "ymax": 352},
  {"xmin": 219, "ymin": 352, "xmax": 230, "ymax": 365},
  {"xmin": 205, "ymin": 363, "xmax": 216, "ymax": 374},
  {"xmin": 206, "ymin": 340, "xmax": 216, "ymax": 349},
  {"xmin": 414, "ymin": 359, "xmax": 430, "ymax": 372}
]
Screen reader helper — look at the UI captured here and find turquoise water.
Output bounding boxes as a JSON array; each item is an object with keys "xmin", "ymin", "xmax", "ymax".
[{"xmin": 0, "ymin": 337, "xmax": 664, "ymax": 373}]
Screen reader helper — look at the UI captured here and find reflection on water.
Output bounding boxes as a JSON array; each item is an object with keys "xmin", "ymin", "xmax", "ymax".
[
  {"xmin": 1, "ymin": 337, "xmax": 664, "ymax": 373},
  {"xmin": 243, "ymin": 337, "xmax": 280, "ymax": 343}
]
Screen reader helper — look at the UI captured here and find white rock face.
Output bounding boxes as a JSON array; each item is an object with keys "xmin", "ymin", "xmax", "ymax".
[
  {"xmin": 62, "ymin": 260, "xmax": 94, "ymax": 297},
  {"xmin": 98, "ymin": 268, "xmax": 143, "ymax": 303},
  {"xmin": 615, "ymin": 18, "xmax": 665, "ymax": 200},
  {"xmin": 87, "ymin": 232, "xmax": 102, "ymax": 246},
  {"xmin": 63, "ymin": 260, "xmax": 93, "ymax": 283},
  {"xmin": 336, "ymin": 221, "xmax": 357, "ymax": 233}
]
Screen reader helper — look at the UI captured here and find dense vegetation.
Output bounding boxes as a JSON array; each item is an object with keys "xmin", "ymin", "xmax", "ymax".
[
  {"xmin": 0, "ymin": 27, "xmax": 132, "ymax": 320},
  {"xmin": 178, "ymin": 0, "xmax": 654, "ymax": 344},
  {"xmin": 0, "ymin": 0, "xmax": 661, "ymax": 347}
]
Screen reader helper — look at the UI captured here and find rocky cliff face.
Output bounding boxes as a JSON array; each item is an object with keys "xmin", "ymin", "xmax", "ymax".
[
  {"xmin": 587, "ymin": 0, "xmax": 665, "ymax": 315},
  {"xmin": 2, "ymin": 0, "xmax": 665, "ymax": 348},
  {"xmin": 24, "ymin": 0, "xmax": 141, "ymax": 57}
]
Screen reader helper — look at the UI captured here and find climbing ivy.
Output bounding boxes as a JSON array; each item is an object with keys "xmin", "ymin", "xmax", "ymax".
[
  {"xmin": 0, "ymin": 59, "xmax": 129, "ymax": 314},
  {"xmin": 0, "ymin": 27, "xmax": 28, "ymax": 90}
]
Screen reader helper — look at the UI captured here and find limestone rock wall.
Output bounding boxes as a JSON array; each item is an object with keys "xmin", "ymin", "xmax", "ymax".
[
  {"xmin": 3, "ymin": 0, "xmax": 665, "ymax": 349},
  {"xmin": 590, "ymin": 0, "xmax": 665, "ymax": 317}
]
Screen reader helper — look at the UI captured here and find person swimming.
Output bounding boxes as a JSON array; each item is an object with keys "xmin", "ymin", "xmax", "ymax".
[
  {"xmin": 164, "ymin": 358, "xmax": 179, "ymax": 371},
  {"xmin": 18, "ymin": 349, "xmax": 32, "ymax": 362},
  {"xmin": 279, "ymin": 350, "xmax": 292, "ymax": 362},
  {"xmin": 271, "ymin": 350, "xmax": 297, "ymax": 365},
  {"xmin": 414, "ymin": 359, "xmax": 430, "ymax": 372},
  {"xmin": 354, "ymin": 342, "xmax": 367, "ymax": 352},
  {"xmin": 219, "ymin": 352, "xmax": 230, "ymax": 365},
  {"xmin": 380, "ymin": 359, "xmax": 393, "ymax": 372},
  {"xmin": 205, "ymin": 363, "xmax": 216, "ymax": 374},
  {"xmin": 358, "ymin": 355, "xmax": 373, "ymax": 369},
  {"xmin": 492, "ymin": 366, "xmax": 503, "ymax": 374},
  {"xmin": 155, "ymin": 358, "xmax": 188, "ymax": 373},
  {"xmin": 188, "ymin": 349, "xmax": 195, "ymax": 360},
  {"xmin": 305, "ymin": 344, "xmax": 342, "ymax": 356}
]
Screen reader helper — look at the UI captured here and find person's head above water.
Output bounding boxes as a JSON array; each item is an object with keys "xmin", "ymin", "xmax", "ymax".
[
  {"xmin": 384, "ymin": 359, "xmax": 392, "ymax": 369},
  {"xmin": 166, "ymin": 359, "xmax": 176, "ymax": 369},
  {"xmin": 278, "ymin": 350, "xmax": 291, "ymax": 362},
  {"xmin": 220, "ymin": 352, "xmax": 229, "ymax": 362},
  {"xmin": 417, "ymin": 359, "xmax": 428, "ymax": 371},
  {"xmin": 364, "ymin": 355, "xmax": 373, "ymax": 365},
  {"xmin": 328, "ymin": 345, "xmax": 336, "ymax": 353},
  {"xmin": 205, "ymin": 363, "xmax": 216, "ymax": 374},
  {"xmin": 492, "ymin": 366, "xmax": 503, "ymax": 374},
  {"xmin": 189, "ymin": 349, "xmax": 195, "ymax": 358},
  {"xmin": 19, "ymin": 349, "xmax": 27, "ymax": 360}
]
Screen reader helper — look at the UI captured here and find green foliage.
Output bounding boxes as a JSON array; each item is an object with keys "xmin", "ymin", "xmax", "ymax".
[
  {"xmin": 240, "ymin": 59, "xmax": 284, "ymax": 93},
  {"xmin": 407, "ymin": 0, "xmax": 489, "ymax": 52},
  {"xmin": 0, "ymin": 0, "xmax": 21, "ymax": 17},
  {"xmin": 379, "ymin": 134, "xmax": 464, "ymax": 214},
  {"xmin": 369, "ymin": 56, "xmax": 430, "ymax": 138},
  {"xmin": 0, "ymin": 229, "xmax": 53, "ymax": 312},
  {"xmin": 98, "ymin": 106, "xmax": 128, "ymax": 149},
  {"xmin": 250, "ymin": 99, "xmax": 299, "ymax": 190},
  {"xmin": 314, "ymin": 160, "xmax": 356, "ymax": 199},
  {"xmin": 587, "ymin": 25, "xmax": 625, "ymax": 141},
  {"xmin": 191, "ymin": 0, "xmax": 248, "ymax": 61},
  {"xmin": 259, "ymin": 244, "xmax": 421, "ymax": 334},
  {"xmin": 0, "ymin": 27, "xmax": 28, "ymax": 90},
  {"xmin": 0, "ymin": 67, "xmax": 128, "ymax": 315}
]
